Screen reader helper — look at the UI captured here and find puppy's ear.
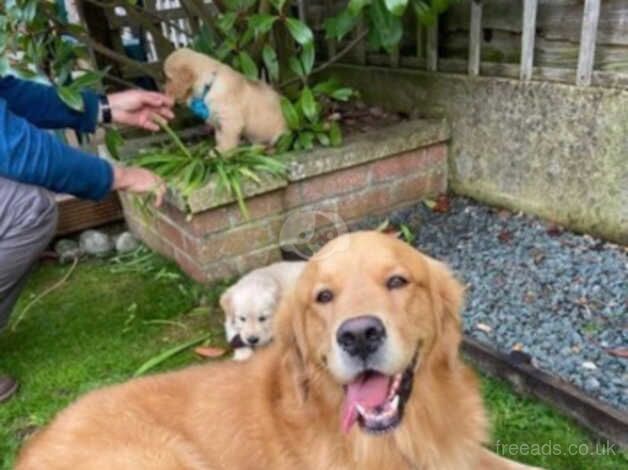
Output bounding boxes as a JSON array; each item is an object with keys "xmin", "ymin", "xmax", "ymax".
[
  {"xmin": 165, "ymin": 64, "xmax": 195, "ymax": 101},
  {"xmin": 425, "ymin": 257, "xmax": 464, "ymax": 369},
  {"xmin": 219, "ymin": 290, "xmax": 233, "ymax": 319},
  {"xmin": 276, "ymin": 291, "xmax": 309, "ymax": 403}
]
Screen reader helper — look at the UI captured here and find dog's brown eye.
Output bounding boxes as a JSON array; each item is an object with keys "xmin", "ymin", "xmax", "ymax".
[
  {"xmin": 259, "ymin": 316, "xmax": 267, "ymax": 322},
  {"xmin": 316, "ymin": 289, "xmax": 334, "ymax": 304},
  {"xmin": 386, "ymin": 275, "xmax": 408, "ymax": 290}
]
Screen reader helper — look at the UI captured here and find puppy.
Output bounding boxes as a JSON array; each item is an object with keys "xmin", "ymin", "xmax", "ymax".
[
  {"xmin": 164, "ymin": 48, "xmax": 286, "ymax": 152},
  {"xmin": 16, "ymin": 232, "xmax": 541, "ymax": 470},
  {"xmin": 220, "ymin": 261, "xmax": 306, "ymax": 360}
]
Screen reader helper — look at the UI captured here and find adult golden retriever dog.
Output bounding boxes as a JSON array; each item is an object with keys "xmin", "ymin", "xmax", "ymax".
[
  {"xmin": 163, "ymin": 48, "xmax": 286, "ymax": 152},
  {"xmin": 16, "ymin": 232, "xmax": 540, "ymax": 470}
]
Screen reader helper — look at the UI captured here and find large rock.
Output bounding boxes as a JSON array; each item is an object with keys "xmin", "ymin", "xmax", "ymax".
[
  {"xmin": 79, "ymin": 230, "xmax": 113, "ymax": 257},
  {"xmin": 54, "ymin": 239, "xmax": 81, "ymax": 264},
  {"xmin": 114, "ymin": 231, "xmax": 140, "ymax": 254}
]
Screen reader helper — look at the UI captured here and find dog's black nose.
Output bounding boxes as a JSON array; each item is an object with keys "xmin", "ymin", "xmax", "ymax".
[
  {"xmin": 247, "ymin": 336, "xmax": 260, "ymax": 345},
  {"xmin": 336, "ymin": 316, "xmax": 386, "ymax": 359}
]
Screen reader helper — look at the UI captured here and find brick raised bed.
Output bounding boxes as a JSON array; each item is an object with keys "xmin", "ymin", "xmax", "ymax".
[{"xmin": 117, "ymin": 119, "xmax": 450, "ymax": 283}]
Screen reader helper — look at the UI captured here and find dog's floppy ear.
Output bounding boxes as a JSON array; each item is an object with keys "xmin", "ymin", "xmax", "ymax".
[
  {"xmin": 164, "ymin": 64, "xmax": 195, "ymax": 102},
  {"xmin": 219, "ymin": 289, "xmax": 233, "ymax": 319},
  {"xmin": 275, "ymin": 290, "xmax": 309, "ymax": 403},
  {"xmin": 425, "ymin": 256, "xmax": 464, "ymax": 369}
]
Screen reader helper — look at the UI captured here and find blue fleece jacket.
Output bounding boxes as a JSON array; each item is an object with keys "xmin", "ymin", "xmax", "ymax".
[{"xmin": 0, "ymin": 76, "xmax": 113, "ymax": 200}]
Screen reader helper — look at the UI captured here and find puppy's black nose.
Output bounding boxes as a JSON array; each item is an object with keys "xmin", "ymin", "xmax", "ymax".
[
  {"xmin": 247, "ymin": 336, "xmax": 260, "ymax": 346},
  {"xmin": 336, "ymin": 316, "xmax": 386, "ymax": 360}
]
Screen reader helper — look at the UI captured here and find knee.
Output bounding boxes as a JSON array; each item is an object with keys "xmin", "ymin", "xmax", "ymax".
[{"xmin": 27, "ymin": 188, "xmax": 58, "ymax": 237}]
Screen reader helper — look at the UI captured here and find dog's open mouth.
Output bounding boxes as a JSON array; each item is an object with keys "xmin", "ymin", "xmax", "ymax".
[{"xmin": 340, "ymin": 360, "xmax": 415, "ymax": 435}]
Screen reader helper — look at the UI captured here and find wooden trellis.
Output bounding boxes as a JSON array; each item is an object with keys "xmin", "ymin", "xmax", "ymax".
[
  {"xmin": 78, "ymin": 0, "xmax": 627, "ymax": 89},
  {"xmin": 330, "ymin": 0, "xmax": 627, "ymax": 90}
]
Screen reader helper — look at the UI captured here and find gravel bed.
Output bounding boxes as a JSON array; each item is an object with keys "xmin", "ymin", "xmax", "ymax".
[{"xmin": 376, "ymin": 197, "xmax": 627, "ymax": 411}]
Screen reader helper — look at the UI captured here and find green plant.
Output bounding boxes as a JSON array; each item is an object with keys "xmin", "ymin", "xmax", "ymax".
[
  {"xmin": 277, "ymin": 78, "xmax": 356, "ymax": 151},
  {"xmin": 0, "ymin": 0, "xmax": 104, "ymax": 110},
  {"xmin": 132, "ymin": 123, "xmax": 286, "ymax": 218}
]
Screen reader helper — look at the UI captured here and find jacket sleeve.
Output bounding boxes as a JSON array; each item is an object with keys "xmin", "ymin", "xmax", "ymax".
[
  {"xmin": 0, "ymin": 99, "xmax": 113, "ymax": 200},
  {"xmin": 0, "ymin": 76, "xmax": 100, "ymax": 133}
]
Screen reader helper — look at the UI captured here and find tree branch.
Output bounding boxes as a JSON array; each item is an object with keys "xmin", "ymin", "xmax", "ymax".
[
  {"xmin": 84, "ymin": 0, "xmax": 193, "ymax": 39},
  {"xmin": 77, "ymin": 31, "xmax": 162, "ymax": 80},
  {"xmin": 279, "ymin": 28, "xmax": 369, "ymax": 89}
]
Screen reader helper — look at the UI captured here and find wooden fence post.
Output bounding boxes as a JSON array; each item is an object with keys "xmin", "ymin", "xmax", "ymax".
[
  {"xmin": 468, "ymin": 0, "xmax": 482, "ymax": 76},
  {"xmin": 576, "ymin": 0, "xmax": 601, "ymax": 86},
  {"xmin": 426, "ymin": 19, "xmax": 438, "ymax": 72},
  {"xmin": 520, "ymin": 0, "xmax": 538, "ymax": 81}
]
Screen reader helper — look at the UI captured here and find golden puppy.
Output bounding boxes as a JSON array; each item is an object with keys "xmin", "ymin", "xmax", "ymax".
[
  {"xmin": 221, "ymin": 261, "xmax": 306, "ymax": 360},
  {"xmin": 164, "ymin": 48, "xmax": 286, "ymax": 152},
  {"xmin": 16, "ymin": 232, "xmax": 541, "ymax": 470}
]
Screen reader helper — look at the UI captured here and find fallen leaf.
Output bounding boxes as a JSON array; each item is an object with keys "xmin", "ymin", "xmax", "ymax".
[
  {"xmin": 476, "ymin": 323, "xmax": 492, "ymax": 333},
  {"xmin": 497, "ymin": 209, "xmax": 511, "ymax": 220},
  {"xmin": 605, "ymin": 347, "xmax": 628, "ymax": 358},
  {"xmin": 194, "ymin": 346, "xmax": 227, "ymax": 358},
  {"xmin": 546, "ymin": 223, "xmax": 563, "ymax": 237},
  {"xmin": 423, "ymin": 199, "xmax": 437, "ymax": 209},
  {"xmin": 498, "ymin": 229, "xmax": 513, "ymax": 243},
  {"xmin": 433, "ymin": 194, "xmax": 450, "ymax": 213}
]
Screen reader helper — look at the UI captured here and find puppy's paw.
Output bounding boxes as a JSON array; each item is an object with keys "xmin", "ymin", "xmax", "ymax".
[{"xmin": 233, "ymin": 347, "xmax": 254, "ymax": 361}]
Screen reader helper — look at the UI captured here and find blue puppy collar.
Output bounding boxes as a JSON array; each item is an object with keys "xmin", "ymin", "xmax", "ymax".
[{"xmin": 189, "ymin": 84, "xmax": 211, "ymax": 121}]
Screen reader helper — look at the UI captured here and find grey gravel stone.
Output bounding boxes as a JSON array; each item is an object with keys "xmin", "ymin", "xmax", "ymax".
[
  {"xmin": 584, "ymin": 377, "xmax": 601, "ymax": 392},
  {"xmin": 384, "ymin": 196, "xmax": 627, "ymax": 411},
  {"xmin": 114, "ymin": 231, "xmax": 140, "ymax": 254},
  {"xmin": 79, "ymin": 230, "xmax": 113, "ymax": 258},
  {"xmin": 54, "ymin": 239, "xmax": 81, "ymax": 264}
]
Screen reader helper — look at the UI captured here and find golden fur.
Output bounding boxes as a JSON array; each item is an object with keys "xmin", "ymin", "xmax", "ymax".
[
  {"xmin": 163, "ymin": 48, "xmax": 286, "ymax": 152},
  {"xmin": 16, "ymin": 232, "xmax": 541, "ymax": 470}
]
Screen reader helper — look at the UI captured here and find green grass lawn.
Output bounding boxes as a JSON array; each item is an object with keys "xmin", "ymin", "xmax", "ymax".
[{"xmin": 0, "ymin": 254, "xmax": 626, "ymax": 469}]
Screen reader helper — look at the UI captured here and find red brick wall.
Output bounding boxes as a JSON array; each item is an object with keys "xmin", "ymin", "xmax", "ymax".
[{"xmin": 120, "ymin": 143, "xmax": 447, "ymax": 283}]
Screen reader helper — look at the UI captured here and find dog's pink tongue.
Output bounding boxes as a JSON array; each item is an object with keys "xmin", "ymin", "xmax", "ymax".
[{"xmin": 341, "ymin": 373, "xmax": 391, "ymax": 433}]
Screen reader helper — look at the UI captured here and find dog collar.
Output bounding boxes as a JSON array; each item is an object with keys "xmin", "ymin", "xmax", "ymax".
[{"xmin": 189, "ymin": 84, "xmax": 211, "ymax": 121}]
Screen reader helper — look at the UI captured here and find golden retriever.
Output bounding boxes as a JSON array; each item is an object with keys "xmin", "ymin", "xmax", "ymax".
[
  {"xmin": 221, "ymin": 261, "xmax": 306, "ymax": 360},
  {"xmin": 163, "ymin": 48, "xmax": 286, "ymax": 152},
  {"xmin": 16, "ymin": 232, "xmax": 541, "ymax": 470}
]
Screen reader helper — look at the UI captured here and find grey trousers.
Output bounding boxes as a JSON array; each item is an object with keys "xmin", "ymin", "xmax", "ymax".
[{"xmin": 0, "ymin": 177, "xmax": 58, "ymax": 329}]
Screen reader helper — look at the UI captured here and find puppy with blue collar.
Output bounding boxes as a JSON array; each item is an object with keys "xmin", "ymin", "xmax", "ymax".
[{"xmin": 164, "ymin": 48, "xmax": 286, "ymax": 152}]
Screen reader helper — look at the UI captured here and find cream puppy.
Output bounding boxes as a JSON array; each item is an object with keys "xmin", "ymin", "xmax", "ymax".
[
  {"xmin": 164, "ymin": 48, "xmax": 286, "ymax": 152},
  {"xmin": 220, "ymin": 261, "xmax": 305, "ymax": 360}
]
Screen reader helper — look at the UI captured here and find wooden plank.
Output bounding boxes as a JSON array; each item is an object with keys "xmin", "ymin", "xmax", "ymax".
[
  {"xmin": 354, "ymin": 18, "xmax": 367, "ymax": 66},
  {"xmin": 468, "ymin": 0, "xmax": 483, "ymax": 76},
  {"xmin": 520, "ymin": 0, "xmax": 538, "ymax": 80},
  {"xmin": 426, "ymin": 20, "xmax": 438, "ymax": 72},
  {"xmin": 297, "ymin": 0, "xmax": 306, "ymax": 21},
  {"xmin": 461, "ymin": 337, "xmax": 628, "ymax": 448},
  {"xmin": 390, "ymin": 46, "xmax": 400, "ymax": 68},
  {"xmin": 416, "ymin": 23, "xmax": 423, "ymax": 59},
  {"xmin": 439, "ymin": 58, "xmax": 575, "ymax": 84},
  {"xmin": 55, "ymin": 193, "xmax": 123, "ymax": 236},
  {"xmin": 577, "ymin": 0, "xmax": 601, "ymax": 86},
  {"xmin": 324, "ymin": 0, "xmax": 337, "ymax": 59}
]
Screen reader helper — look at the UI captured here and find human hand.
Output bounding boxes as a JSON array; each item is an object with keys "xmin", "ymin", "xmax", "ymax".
[
  {"xmin": 107, "ymin": 90, "xmax": 175, "ymax": 132},
  {"xmin": 112, "ymin": 165, "xmax": 166, "ymax": 207}
]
